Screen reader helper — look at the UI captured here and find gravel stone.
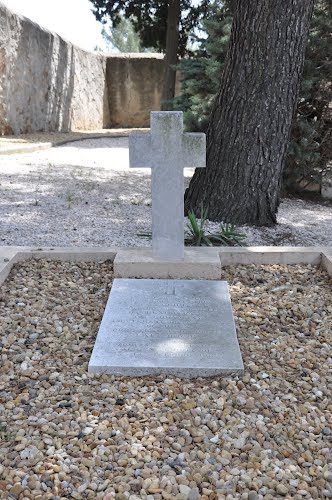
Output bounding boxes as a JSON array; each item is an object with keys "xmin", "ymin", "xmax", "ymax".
[
  {"xmin": 0, "ymin": 260, "xmax": 331, "ymax": 498},
  {"xmin": 0, "ymin": 137, "xmax": 331, "ymax": 247}
]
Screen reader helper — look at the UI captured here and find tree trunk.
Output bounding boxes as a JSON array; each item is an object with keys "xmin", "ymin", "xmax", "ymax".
[
  {"xmin": 161, "ymin": 0, "xmax": 180, "ymax": 110},
  {"xmin": 184, "ymin": 0, "xmax": 314, "ymax": 225}
]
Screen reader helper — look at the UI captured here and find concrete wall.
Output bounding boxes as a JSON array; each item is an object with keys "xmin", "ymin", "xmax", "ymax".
[
  {"xmin": 106, "ymin": 53, "xmax": 164, "ymax": 128},
  {"xmin": 322, "ymin": 168, "xmax": 332, "ymax": 199},
  {"xmin": 0, "ymin": 1, "xmax": 109, "ymax": 134}
]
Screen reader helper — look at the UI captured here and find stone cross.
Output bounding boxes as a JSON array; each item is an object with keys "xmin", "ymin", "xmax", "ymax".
[{"xmin": 129, "ymin": 111, "xmax": 206, "ymax": 259}]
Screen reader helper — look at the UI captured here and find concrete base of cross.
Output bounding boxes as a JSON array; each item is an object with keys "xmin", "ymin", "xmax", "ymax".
[{"xmin": 113, "ymin": 247, "xmax": 221, "ymax": 279}]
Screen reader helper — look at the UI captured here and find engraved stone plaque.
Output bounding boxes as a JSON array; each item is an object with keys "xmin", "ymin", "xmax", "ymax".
[{"xmin": 88, "ymin": 279, "xmax": 244, "ymax": 377}]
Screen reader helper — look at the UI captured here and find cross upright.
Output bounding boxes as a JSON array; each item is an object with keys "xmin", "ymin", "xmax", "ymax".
[{"xmin": 129, "ymin": 111, "xmax": 206, "ymax": 260}]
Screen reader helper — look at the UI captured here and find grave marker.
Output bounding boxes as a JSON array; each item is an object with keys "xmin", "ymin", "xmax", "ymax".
[
  {"xmin": 89, "ymin": 279, "xmax": 244, "ymax": 377},
  {"xmin": 129, "ymin": 111, "xmax": 206, "ymax": 259},
  {"xmin": 88, "ymin": 111, "xmax": 244, "ymax": 378}
]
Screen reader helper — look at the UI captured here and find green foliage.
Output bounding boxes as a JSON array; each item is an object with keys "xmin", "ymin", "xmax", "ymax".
[
  {"xmin": 90, "ymin": 0, "xmax": 210, "ymax": 56},
  {"xmin": 185, "ymin": 206, "xmax": 245, "ymax": 246},
  {"xmin": 101, "ymin": 17, "xmax": 142, "ymax": 52},
  {"xmin": 173, "ymin": 1, "xmax": 232, "ymax": 132},
  {"xmin": 66, "ymin": 192, "xmax": 74, "ymax": 209},
  {"xmin": 186, "ymin": 205, "xmax": 212, "ymax": 246},
  {"xmin": 137, "ymin": 205, "xmax": 245, "ymax": 246},
  {"xmin": 208, "ymin": 223, "xmax": 246, "ymax": 246},
  {"xmin": 137, "ymin": 232, "xmax": 152, "ymax": 240},
  {"xmin": 174, "ymin": 0, "xmax": 331, "ymax": 190},
  {"xmin": 284, "ymin": 0, "xmax": 332, "ymax": 190}
]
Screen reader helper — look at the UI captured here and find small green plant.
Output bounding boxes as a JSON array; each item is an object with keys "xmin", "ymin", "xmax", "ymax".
[
  {"xmin": 66, "ymin": 192, "xmax": 74, "ymax": 209},
  {"xmin": 208, "ymin": 222, "xmax": 246, "ymax": 246},
  {"xmin": 185, "ymin": 205, "xmax": 212, "ymax": 246},
  {"xmin": 137, "ymin": 231, "xmax": 152, "ymax": 240},
  {"xmin": 185, "ymin": 205, "xmax": 246, "ymax": 247},
  {"xmin": 138, "ymin": 205, "xmax": 246, "ymax": 247},
  {"xmin": 33, "ymin": 172, "xmax": 42, "ymax": 206}
]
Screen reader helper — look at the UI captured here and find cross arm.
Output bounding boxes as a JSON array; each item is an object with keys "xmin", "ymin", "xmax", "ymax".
[
  {"xmin": 129, "ymin": 132, "xmax": 152, "ymax": 169},
  {"xmin": 182, "ymin": 133, "xmax": 206, "ymax": 169}
]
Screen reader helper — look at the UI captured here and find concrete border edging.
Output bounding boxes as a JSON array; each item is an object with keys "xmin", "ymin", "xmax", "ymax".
[
  {"xmin": 0, "ymin": 135, "xmax": 127, "ymax": 155},
  {"xmin": 0, "ymin": 130, "xmax": 148, "ymax": 155},
  {"xmin": 0, "ymin": 246, "xmax": 331, "ymax": 285},
  {"xmin": 321, "ymin": 251, "xmax": 332, "ymax": 275},
  {"xmin": 217, "ymin": 246, "xmax": 324, "ymax": 266},
  {"xmin": 0, "ymin": 247, "xmax": 117, "ymax": 285},
  {"xmin": 0, "ymin": 143, "xmax": 53, "ymax": 155}
]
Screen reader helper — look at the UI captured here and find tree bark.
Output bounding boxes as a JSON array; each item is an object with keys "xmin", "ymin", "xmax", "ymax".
[
  {"xmin": 184, "ymin": 0, "xmax": 314, "ymax": 225},
  {"xmin": 161, "ymin": 0, "xmax": 180, "ymax": 110}
]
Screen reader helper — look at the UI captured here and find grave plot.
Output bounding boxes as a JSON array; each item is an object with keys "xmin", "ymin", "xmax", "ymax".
[{"xmin": 0, "ymin": 259, "xmax": 331, "ymax": 499}]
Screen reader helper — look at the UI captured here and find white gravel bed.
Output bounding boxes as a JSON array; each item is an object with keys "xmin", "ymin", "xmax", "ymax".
[
  {"xmin": 0, "ymin": 137, "xmax": 331, "ymax": 248},
  {"xmin": 0, "ymin": 260, "xmax": 331, "ymax": 499}
]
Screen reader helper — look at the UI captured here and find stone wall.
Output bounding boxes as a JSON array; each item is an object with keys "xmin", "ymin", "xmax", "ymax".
[
  {"xmin": 0, "ymin": 2, "xmax": 173, "ymax": 134},
  {"xmin": 0, "ymin": 1, "xmax": 109, "ymax": 135},
  {"xmin": 106, "ymin": 53, "xmax": 164, "ymax": 128}
]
